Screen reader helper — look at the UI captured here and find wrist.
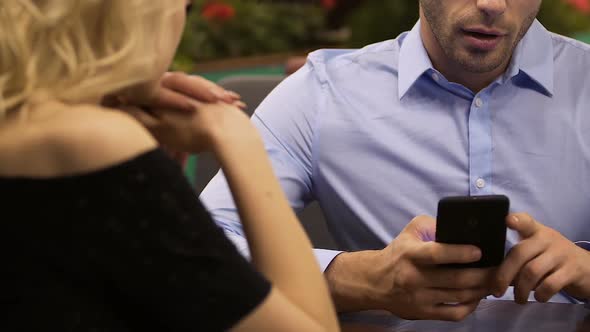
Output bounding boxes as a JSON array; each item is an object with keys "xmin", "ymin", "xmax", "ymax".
[
  {"xmin": 209, "ymin": 126, "xmax": 262, "ymax": 157},
  {"xmin": 565, "ymin": 245, "xmax": 590, "ymax": 300},
  {"xmin": 577, "ymin": 248, "xmax": 590, "ymax": 299},
  {"xmin": 324, "ymin": 250, "xmax": 385, "ymax": 312}
]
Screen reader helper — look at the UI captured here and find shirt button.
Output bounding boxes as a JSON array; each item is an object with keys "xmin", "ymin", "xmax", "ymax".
[
  {"xmin": 475, "ymin": 97, "xmax": 483, "ymax": 108},
  {"xmin": 475, "ymin": 178, "xmax": 486, "ymax": 189},
  {"xmin": 432, "ymin": 73, "xmax": 440, "ymax": 82}
]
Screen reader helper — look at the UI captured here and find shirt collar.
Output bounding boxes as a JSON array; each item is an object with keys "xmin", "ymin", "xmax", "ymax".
[
  {"xmin": 504, "ymin": 20, "xmax": 554, "ymax": 96},
  {"xmin": 398, "ymin": 21, "xmax": 433, "ymax": 100},
  {"xmin": 398, "ymin": 19, "xmax": 554, "ymax": 100}
]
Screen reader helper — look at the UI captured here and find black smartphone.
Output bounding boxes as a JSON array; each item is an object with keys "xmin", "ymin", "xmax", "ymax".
[{"xmin": 435, "ymin": 195, "xmax": 509, "ymax": 268}]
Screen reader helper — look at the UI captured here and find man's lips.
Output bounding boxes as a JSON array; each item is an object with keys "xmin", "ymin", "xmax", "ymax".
[
  {"xmin": 460, "ymin": 27, "xmax": 508, "ymax": 51},
  {"xmin": 462, "ymin": 27, "xmax": 507, "ymax": 37}
]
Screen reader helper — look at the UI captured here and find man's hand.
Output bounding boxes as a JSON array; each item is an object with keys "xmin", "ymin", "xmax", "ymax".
[
  {"xmin": 493, "ymin": 213, "xmax": 590, "ymax": 304},
  {"xmin": 325, "ymin": 215, "xmax": 494, "ymax": 321}
]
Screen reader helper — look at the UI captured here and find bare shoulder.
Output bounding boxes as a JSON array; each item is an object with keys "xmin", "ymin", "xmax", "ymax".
[
  {"xmin": 51, "ymin": 105, "xmax": 157, "ymax": 155},
  {"xmin": 52, "ymin": 105, "xmax": 158, "ymax": 168},
  {"xmin": 0, "ymin": 105, "xmax": 158, "ymax": 177}
]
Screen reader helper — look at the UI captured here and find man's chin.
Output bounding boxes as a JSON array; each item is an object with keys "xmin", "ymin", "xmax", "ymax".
[{"xmin": 453, "ymin": 50, "xmax": 510, "ymax": 74}]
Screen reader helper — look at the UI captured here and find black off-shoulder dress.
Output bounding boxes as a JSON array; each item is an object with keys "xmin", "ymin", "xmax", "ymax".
[{"xmin": 1, "ymin": 149, "xmax": 270, "ymax": 331}]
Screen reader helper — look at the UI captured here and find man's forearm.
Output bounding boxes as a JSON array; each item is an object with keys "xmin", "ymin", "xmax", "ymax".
[{"xmin": 324, "ymin": 250, "xmax": 385, "ymax": 312}]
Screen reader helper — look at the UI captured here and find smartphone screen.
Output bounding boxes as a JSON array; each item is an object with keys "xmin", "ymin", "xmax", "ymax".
[{"xmin": 435, "ymin": 195, "xmax": 509, "ymax": 268}]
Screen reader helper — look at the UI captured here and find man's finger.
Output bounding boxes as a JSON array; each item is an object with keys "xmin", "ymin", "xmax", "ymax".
[
  {"xmin": 413, "ymin": 241, "xmax": 481, "ymax": 265},
  {"xmin": 534, "ymin": 268, "xmax": 573, "ymax": 303},
  {"xmin": 424, "ymin": 288, "xmax": 489, "ymax": 306},
  {"xmin": 512, "ymin": 253, "xmax": 557, "ymax": 304},
  {"xmin": 426, "ymin": 301, "xmax": 479, "ymax": 322},
  {"xmin": 424, "ymin": 267, "xmax": 494, "ymax": 289},
  {"xmin": 493, "ymin": 238, "xmax": 546, "ymax": 296},
  {"xmin": 404, "ymin": 215, "xmax": 436, "ymax": 241},
  {"xmin": 162, "ymin": 72, "xmax": 233, "ymax": 104},
  {"xmin": 507, "ymin": 213, "xmax": 539, "ymax": 238}
]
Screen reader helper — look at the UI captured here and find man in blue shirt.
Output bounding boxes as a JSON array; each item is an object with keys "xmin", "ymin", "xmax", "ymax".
[{"xmin": 201, "ymin": 0, "xmax": 590, "ymax": 320}]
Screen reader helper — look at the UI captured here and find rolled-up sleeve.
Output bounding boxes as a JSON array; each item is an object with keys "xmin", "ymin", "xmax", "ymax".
[{"xmin": 200, "ymin": 59, "xmax": 340, "ymax": 271}]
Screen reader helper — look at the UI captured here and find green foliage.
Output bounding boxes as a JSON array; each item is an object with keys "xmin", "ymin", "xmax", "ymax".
[
  {"xmin": 346, "ymin": 1, "xmax": 419, "ymax": 48},
  {"xmin": 537, "ymin": 0, "xmax": 590, "ymax": 37},
  {"xmin": 176, "ymin": 0, "xmax": 324, "ymax": 65},
  {"xmin": 173, "ymin": 0, "xmax": 589, "ymax": 69},
  {"xmin": 345, "ymin": 0, "xmax": 590, "ymax": 47}
]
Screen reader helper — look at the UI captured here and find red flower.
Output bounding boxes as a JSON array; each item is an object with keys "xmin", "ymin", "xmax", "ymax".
[
  {"xmin": 566, "ymin": 0, "xmax": 590, "ymax": 13},
  {"xmin": 201, "ymin": 1, "xmax": 236, "ymax": 22},
  {"xmin": 321, "ymin": 0, "xmax": 337, "ymax": 10}
]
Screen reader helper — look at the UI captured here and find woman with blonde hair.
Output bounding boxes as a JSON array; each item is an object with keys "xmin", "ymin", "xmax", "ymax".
[{"xmin": 0, "ymin": 1, "xmax": 339, "ymax": 331}]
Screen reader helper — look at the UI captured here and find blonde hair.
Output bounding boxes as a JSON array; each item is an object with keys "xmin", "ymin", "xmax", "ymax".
[{"xmin": 0, "ymin": 0, "xmax": 171, "ymax": 118}]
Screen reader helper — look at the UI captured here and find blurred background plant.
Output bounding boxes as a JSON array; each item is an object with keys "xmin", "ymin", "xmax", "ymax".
[
  {"xmin": 539, "ymin": 0, "xmax": 590, "ymax": 38},
  {"xmin": 174, "ymin": 0, "xmax": 325, "ymax": 71},
  {"xmin": 177, "ymin": 0, "xmax": 590, "ymax": 188},
  {"xmin": 174, "ymin": 0, "xmax": 590, "ymax": 70}
]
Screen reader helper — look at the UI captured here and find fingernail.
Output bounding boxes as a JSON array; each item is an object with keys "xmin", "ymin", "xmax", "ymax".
[
  {"xmin": 210, "ymin": 88, "xmax": 226, "ymax": 100},
  {"xmin": 511, "ymin": 216, "xmax": 519, "ymax": 223},
  {"xmin": 235, "ymin": 101, "xmax": 247, "ymax": 109},
  {"xmin": 471, "ymin": 248, "xmax": 482, "ymax": 259},
  {"xmin": 226, "ymin": 90, "xmax": 241, "ymax": 99}
]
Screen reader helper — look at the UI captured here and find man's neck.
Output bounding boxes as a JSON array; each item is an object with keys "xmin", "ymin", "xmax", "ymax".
[{"xmin": 419, "ymin": 19, "xmax": 510, "ymax": 93}]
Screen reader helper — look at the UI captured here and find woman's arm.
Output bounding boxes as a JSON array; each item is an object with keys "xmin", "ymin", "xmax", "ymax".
[
  {"xmin": 127, "ymin": 102, "xmax": 339, "ymax": 331},
  {"xmin": 211, "ymin": 131, "xmax": 339, "ymax": 332}
]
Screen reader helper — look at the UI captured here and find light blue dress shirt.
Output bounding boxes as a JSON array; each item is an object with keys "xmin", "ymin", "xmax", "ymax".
[{"xmin": 201, "ymin": 20, "xmax": 590, "ymax": 304}]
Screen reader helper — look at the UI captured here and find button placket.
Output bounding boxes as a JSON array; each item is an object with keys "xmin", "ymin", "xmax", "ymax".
[{"xmin": 468, "ymin": 92, "xmax": 493, "ymax": 195}]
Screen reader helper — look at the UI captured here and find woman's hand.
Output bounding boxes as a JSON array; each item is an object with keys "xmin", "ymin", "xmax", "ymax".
[
  {"xmin": 105, "ymin": 71, "xmax": 245, "ymax": 111},
  {"xmin": 125, "ymin": 102, "xmax": 259, "ymax": 154},
  {"xmin": 106, "ymin": 72, "xmax": 248, "ymax": 163},
  {"xmin": 150, "ymin": 72, "xmax": 246, "ymax": 111}
]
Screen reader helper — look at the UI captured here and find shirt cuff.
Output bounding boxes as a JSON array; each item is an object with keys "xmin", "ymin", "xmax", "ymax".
[
  {"xmin": 223, "ymin": 230, "xmax": 251, "ymax": 260},
  {"xmin": 225, "ymin": 230, "xmax": 343, "ymax": 273},
  {"xmin": 314, "ymin": 249, "xmax": 344, "ymax": 272},
  {"xmin": 575, "ymin": 241, "xmax": 590, "ymax": 251}
]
